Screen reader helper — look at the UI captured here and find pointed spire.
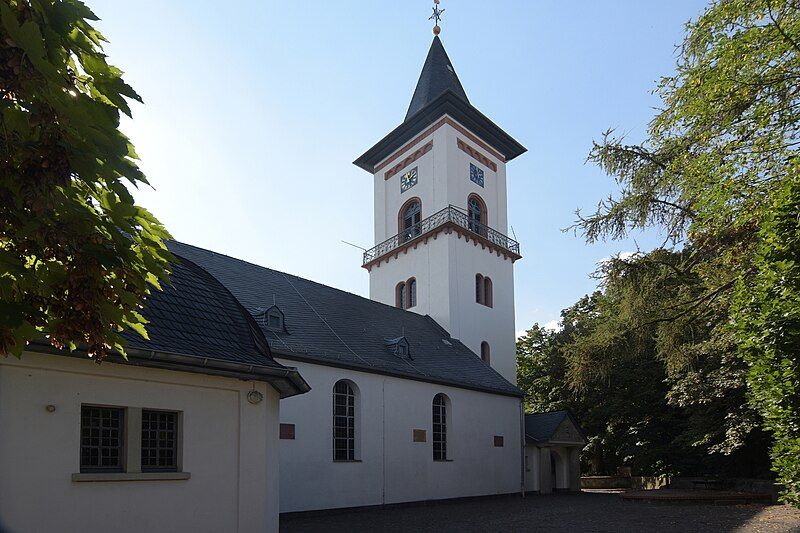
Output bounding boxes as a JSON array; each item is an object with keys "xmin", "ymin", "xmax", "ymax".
[{"xmin": 405, "ymin": 36, "xmax": 469, "ymax": 121}]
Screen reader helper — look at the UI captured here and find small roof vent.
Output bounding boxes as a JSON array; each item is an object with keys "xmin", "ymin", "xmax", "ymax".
[{"xmin": 384, "ymin": 336, "xmax": 412, "ymax": 359}]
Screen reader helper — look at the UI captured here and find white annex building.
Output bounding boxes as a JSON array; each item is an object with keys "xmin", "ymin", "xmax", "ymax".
[{"xmin": 0, "ymin": 33, "xmax": 585, "ymax": 533}]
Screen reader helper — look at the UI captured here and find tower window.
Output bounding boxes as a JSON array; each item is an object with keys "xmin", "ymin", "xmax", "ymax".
[
  {"xmin": 396, "ymin": 277, "xmax": 417, "ymax": 309},
  {"xmin": 481, "ymin": 341, "xmax": 491, "ymax": 364},
  {"xmin": 467, "ymin": 194, "xmax": 487, "ymax": 236},
  {"xmin": 407, "ymin": 278, "xmax": 417, "ymax": 308},
  {"xmin": 400, "ymin": 199, "xmax": 422, "ymax": 243},
  {"xmin": 475, "ymin": 274, "xmax": 493, "ymax": 308},
  {"xmin": 396, "ymin": 282, "xmax": 406, "ymax": 309}
]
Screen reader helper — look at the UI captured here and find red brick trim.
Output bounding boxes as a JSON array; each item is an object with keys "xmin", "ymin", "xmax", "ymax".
[
  {"xmin": 458, "ymin": 138, "xmax": 497, "ymax": 172},
  {"xmin": 384, "ymin": 142, "xmax": 433, "ymax": 180},
  {"xmin": 374, "ymin": 116, "xmax": 505, "ymax": 174}
]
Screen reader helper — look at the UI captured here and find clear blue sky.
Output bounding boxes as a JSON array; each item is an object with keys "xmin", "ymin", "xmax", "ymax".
[{"xmin": 91, "ymin": 0, "xmax": 707, "ymax": 335}]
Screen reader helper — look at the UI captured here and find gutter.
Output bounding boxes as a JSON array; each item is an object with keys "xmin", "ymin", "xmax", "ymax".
[{"xmin": 27, "ymin": 342, "xmax": 311, "ymax": 399}]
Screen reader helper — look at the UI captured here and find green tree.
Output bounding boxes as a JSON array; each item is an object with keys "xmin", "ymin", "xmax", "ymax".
[
  {"xmin": 576, "ymin": 0, "xmax": 799, "ymax": 503},
  {"xmin": 733, "ymin": 176, "xmax": 800, "ymax": 506},
  {"xmin": 0, "ymin": 0, "xmax": 171, "ymax": 358}
]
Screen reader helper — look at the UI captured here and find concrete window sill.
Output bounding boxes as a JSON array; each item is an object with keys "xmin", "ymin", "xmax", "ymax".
[{"xmin": 71, "ymin": 472, "xmax": 191, "ymax": 482}]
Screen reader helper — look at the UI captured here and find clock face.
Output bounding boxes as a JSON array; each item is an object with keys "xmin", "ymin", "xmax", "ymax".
[
  {"xmin": 470, "ymin": 163, "xmax": 485, "ymax": 188},
  {"xmin": 401, "ymin": 167, "xmax": 418, "ymax": 192}
]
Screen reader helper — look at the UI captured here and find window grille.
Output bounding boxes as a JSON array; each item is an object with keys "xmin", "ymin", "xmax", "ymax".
[
  {"xmin": 433, "ymin": 394, "xmax": 448, "ymax": 461},
  {"xmin": 80, "ymin": 406, "xmax": 124, "ymax": 472},
  {"xmin": 333, "ymin": 381, "xmax": 356, "ymax": 461},
  {"xmin": 141, "ymin": 410, "xmax": 178, "ymax": 472}
]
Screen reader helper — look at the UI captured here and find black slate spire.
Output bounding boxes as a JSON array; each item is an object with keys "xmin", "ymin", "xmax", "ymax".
[{"xmin": 405, "ymin": 36, "xmax": 469, "ymax": 121}]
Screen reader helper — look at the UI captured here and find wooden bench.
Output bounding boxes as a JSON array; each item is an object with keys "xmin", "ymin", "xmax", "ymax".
[{"xmin": 691, "ymin": 478, "xmax": 725, "ymax": 490}]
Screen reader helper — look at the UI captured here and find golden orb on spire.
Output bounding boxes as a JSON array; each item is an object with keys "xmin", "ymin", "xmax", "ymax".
[{"xmin": 433, "ymin": 24, "xmax": 441, "ymax": 35}]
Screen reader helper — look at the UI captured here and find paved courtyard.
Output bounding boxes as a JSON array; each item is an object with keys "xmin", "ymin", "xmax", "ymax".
[{"xmin": 280, "ymin": 492, "xmax": 800, "ymax": 533}]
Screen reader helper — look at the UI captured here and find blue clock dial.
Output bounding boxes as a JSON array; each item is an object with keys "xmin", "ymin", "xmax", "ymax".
[
  {"xmin": 401, "ymin": 167, "xmax": 418, "ymax": 192},
  {"xmin": 470, "ymin": 163, "xmax": 485, "ymax": 187}
]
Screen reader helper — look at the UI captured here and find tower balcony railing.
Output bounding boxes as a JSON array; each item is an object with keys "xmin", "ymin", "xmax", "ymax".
[{"xmin": 362, "ymin": 205, "xmax": 521, "ymax": 267}]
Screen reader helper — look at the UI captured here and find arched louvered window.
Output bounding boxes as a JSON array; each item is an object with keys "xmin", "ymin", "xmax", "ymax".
[
  {"xmin": 475, "ymin": 274, "xmax": 484, "ymax": 304},
  {"xmin": 484, "ymin": 277, "xmax": 493, "ymax": 308},
  {"xmin": 407, "ymin": 277, "xmax": 417, "ymax": 308},
  {"xmin": 399, "ymin": 198, "xmax": 422, "ymax": 242},
  {"xmin": 333, "ymin": 380, "xmax": 358, "ymax": 461},
  {"xmin": 432, "ymin": 393, "xmax": 449, "ymax": 461},
  {"xmin": 481, "ymin": 341, "xmax": 491, "ymax": 364},
  {"xmin": 467, "ymin": 194, "xmax": 487, "ymax": 236}
]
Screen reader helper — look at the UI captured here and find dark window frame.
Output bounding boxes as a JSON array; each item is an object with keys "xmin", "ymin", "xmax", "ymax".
[
  {"xmin": 333, "ymin": 380, "xmax": 357, "ymax": 461},
  {"xmin": 80, "ymin": 405, "xmax": 125, "ymax": 473},
  {"xmin": 141, "ymin": 409, "xmax": 180, "ymax": 472},
  {"xmin": 432, "ymin": 394, "xmax": 448, "ymax": 461}
]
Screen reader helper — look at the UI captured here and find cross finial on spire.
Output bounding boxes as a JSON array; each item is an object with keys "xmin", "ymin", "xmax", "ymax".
[{"xmin": 429, "ymin": 0, "xmax": 444, "ymax": 36}]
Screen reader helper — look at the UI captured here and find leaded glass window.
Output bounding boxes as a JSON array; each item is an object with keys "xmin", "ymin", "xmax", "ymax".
[
  {"xmin": 433, "ymin": 394, "xmax": 448, "ymax": 461},
  {"xmin": 333, "ymin": 381, "xmax": 356, "ymax": 461},
  {"xmin": 141, "ymin": 410, "xmax": 178, "ymax": 472},
  {"xmin": 80, "ymin": 405, "xmax": 124, "ymax": 472}
]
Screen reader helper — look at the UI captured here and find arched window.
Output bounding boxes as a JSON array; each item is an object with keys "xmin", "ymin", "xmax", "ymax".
[
  {"xmin": 481, "ymin": 341, "xmax": 491, "ymax": 364},
  {"xmin": 467, "ymin": 194, "xmax": 487, "ymax": 236},
  {"xmin": 396, "ymin": 282, "xmax": 406, "ymax": 309},
  {"xmin": 399, "ymin": 198, "xmax": 422, "ymax": 243},
  {"xmin": 407, "ymin": 277, "xmax": 417, "ymax": 308},
  {"xmin": 475, "ymin": 274, "xmax": 493, "ymax": 307},
  {"xmin": 333, "ymin": 380, "xmax": 358, "ymax": 461},
  {"xmin": 432, "ymin": 393, "xmax": 449, "ymax": 461}
]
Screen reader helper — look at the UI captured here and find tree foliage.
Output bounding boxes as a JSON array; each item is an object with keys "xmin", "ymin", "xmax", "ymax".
[
  {"xmin": 733, "ymin": 176, "xmax": 800, "ymax": 506},
  {"xmin": 0, "ymin": 0, "xmax": 171, "ymax": 358},
  {"xmin": 566, "ymin": 0, "xmax": 799, "ymax": 503}
]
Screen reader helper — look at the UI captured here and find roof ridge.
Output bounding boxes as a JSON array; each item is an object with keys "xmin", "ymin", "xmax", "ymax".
[{"xmin": 169, "ymin": 239, "xmax": 450, "ymax": 323}]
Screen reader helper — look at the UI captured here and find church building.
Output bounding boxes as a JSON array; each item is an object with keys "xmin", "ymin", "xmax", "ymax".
[{"xmin": 0, "ymin": 15, "xmax": 585, "ymax": 533}]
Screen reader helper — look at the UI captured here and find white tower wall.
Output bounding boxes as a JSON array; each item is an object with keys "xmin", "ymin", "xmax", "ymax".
[{"xmin": 367, "ymin": 117, "xmax": 519, "ymax": 384}]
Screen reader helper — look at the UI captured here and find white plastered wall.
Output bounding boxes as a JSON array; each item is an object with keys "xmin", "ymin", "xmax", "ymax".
[
  {"xmin": 276, "ymin": 359, "xmax": 523, "ymax": 513},
  {"xmin": 0, "ymin": 352, "xmax": 281, "ymax": 533}
]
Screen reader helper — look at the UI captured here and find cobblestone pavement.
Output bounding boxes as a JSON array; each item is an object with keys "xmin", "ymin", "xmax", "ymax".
[{"xmin": 280, "ymin": 492, "xmax": 800, "ymax": 533}]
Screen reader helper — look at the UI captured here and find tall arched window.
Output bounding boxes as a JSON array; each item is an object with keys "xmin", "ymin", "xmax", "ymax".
[
  {"xmin": 399, "ymin": 199, "xmax": 422, "ymax": 242},
  {"xmin": 432, "ymin": 393, "xmax": 449, "ymax": 461},
  {"xmin": 481, "ymin": 341, "xmax": 491, "ymax": 364},
  {"xmin": 475, "ymin": 274, "xmax": 484, "ymax": 304},
  {"xmin": 333, "ymin": 380, "xmax": 358, "ymax": 461},
  {"xmin": 484, "ymin": 277, "xmax": 493, "ymax": 308},
  {"xmin": 395, "ymin": 282, "xmax": 406, "ymax": 309},
  {"xmin": 467, "ymin": 194, "xmax": 487, "ymax": 236},
  {"xmin": 407, "ymin": 277, "xmax": 417, "ymax": 308}
]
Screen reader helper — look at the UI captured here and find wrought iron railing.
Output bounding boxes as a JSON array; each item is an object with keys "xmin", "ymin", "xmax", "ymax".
[{"xmin": 363, "ymin": 205, "xmax": 520, "ymax": 265}]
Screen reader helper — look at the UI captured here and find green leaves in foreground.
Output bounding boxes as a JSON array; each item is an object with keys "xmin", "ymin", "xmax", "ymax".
[{"xmin": 0, "ymin": 0, "xmax": 172, "ymax": 359}]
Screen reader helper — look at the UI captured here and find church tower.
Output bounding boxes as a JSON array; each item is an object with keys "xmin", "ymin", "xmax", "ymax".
[{"xmin": 354, "ymin": 33, "xmax": 526, "ymax": 385}]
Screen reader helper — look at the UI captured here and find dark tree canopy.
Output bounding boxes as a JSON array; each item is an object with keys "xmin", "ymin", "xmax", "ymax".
[{"xmin": 0, "ymin": 0, "xmax": 172, "ymax": 358}]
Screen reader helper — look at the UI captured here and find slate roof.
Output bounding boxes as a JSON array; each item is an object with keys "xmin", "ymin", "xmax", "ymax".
[
  {"xmin": 354, "ymin": 37, "xmax": 526, "ymax": 173},
  {"xmin": 405, "ymin": 36, "xmax": 470, "ymax": 121},
  {"xmin": 169, "ymin": 240, "xmax": 523, "ymax": 398},
  {"xmin": 115, "ymin": 255, "xmax": 309, "ymax": 397},
  {"xmin": 524, "ymin": 410, "xmax": 586, "ymax": 444}
]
